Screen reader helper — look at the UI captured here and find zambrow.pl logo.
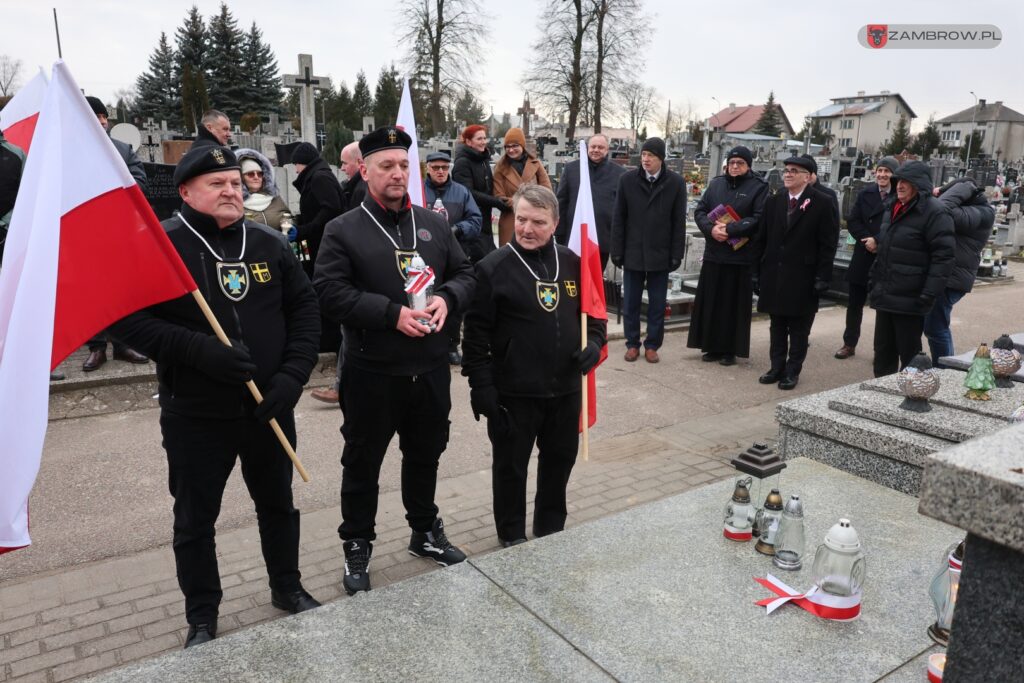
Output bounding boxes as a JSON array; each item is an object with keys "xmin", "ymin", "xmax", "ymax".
[{"xmin": 859, "ymin": 24, "xmax": 1001, "ymax": 50}]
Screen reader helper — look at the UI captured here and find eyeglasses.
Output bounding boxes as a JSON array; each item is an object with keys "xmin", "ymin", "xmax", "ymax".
[
  {"xmin": 427, "ymin": 165, "xmax": 449, "ymax": 172},
  {"xmin": 243, "ymin": 171, "xmax": 263, "ymax": 178},
  {"xmin": 727, "ymin": 160, "xmax": 748, "ymax": 167},
  {"xmin": 782, "ymin": 168, "xmax": 808, "ymax": 175},
  {"xmin": 505, "ymin": 143, "xmax": 522, "ymax": 149}
]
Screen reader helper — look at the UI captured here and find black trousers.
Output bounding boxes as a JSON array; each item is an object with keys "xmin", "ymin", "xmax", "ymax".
[
  {"xmin": 843, "ymin": 283, "xmax": 869, "ymax": 348},
  {"xmin": 873, "ymin": 310, "xmax": 924, "ymax": 377},
  {"xmin": 88, "ymin": 330, "xmax": 129, "ymax": 353},
  {"xmin": 160, "ymin": 411, "xmax": 300, "ymax": 625},
  {"xmin": 768, "ymin": 312, "xmax": 816, "ymax": 377},
  {"xmin": 338, "ymin": 363, "xmax": 451, "ymax": 542},
  {"xmin": 489, "ymin": 393, "xmax": 580, "ymax": 541}
]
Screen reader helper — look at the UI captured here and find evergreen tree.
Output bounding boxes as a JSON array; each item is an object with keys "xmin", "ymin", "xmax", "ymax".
[
  {"xmin": 206, "ymin": 3, "xmax": 248, "ymax": 122},
  {"xmin": 753, "ymin": 90, "xmax": 783, "ymax": 137},
  {"xmin": 135, "ymin": 32, "xmax": 181, "ymax": 127},
  {"xmin": 323, "ymin": 121, "xmax": 355, "ymax": 168},
  {"xmin": 242, "ymin": 22, "xmax": 281, "ymax": 116},
  {"xmin": 453, "ymin": 89, "xmax": 486, "ymax": 126},
  {"xmin": 351, "ymin": 70, "xmax": 374, "ymax": 129},
  {"xmin": 960, "ymin": 129, "xmax": 984, "ymax": 163},
  {"xmin": 910, "ymin": 117, "xmax": 944, "ymax": 161},
  {"xmin": 373, "ymin": 64, "xmax": 402, "ymax": 129},
  {"xmin": 882, "ymin": 116, "xmax": 912, "ymax": 155},
  {"xmin": 175, "ymin": 6, "xmax": 208, "ymax": 131},
  {"xmin": 180, "ymin": 64, "xmax": 210, "ymax": 133}
]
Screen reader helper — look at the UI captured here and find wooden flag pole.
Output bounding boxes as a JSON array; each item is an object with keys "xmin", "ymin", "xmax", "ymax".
[
  {"xmin": 580, "ymin": 311, "xmax": 589, "ymax": 462},
  {"xmin": 190, "ymin": 290, "xmax": 311, "ymax": 482}
]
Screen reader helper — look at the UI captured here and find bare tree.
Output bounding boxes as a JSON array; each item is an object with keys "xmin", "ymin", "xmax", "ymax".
[
  {"xmin": 0, "ymin": 55, "xmax": 24, "ymax": 98},
  {"xmin": 618, "ymin": 81, "xmax": 657, "ymax": 147},
  {"xmin": 397, "ymin": 0, "xmax": 488, "ymax": 137},
  {"xmin": 591, "ymin": 0, "xmax": 643, "ymax": 133}
]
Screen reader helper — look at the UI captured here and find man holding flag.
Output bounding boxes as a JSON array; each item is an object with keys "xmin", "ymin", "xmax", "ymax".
[{"xmin": 463, "ymin": 180, "xmax": 606, "ymax": 547}]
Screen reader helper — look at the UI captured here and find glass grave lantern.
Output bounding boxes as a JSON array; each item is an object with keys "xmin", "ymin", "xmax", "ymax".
[
  {"xmin": 754, "ymin": 489, "xmax": 785, "ymax": 555},
  {"xmin": 730, "ymin": 443, "xmax": 786, "ymax": 539},
  {"xmin": 772, "ymin": 495, "xmax": 805, "ymax": 570},
  {"xmin": 927, "ymin": 539, "xmax": 965, "ymax": 647},
  {"xmin": 723, "ymin": 477, "xmax": 756, "ymax": 541},
  {"xmin": 811, "ymin": 518, "xmax": 867, "ymax": 597}
]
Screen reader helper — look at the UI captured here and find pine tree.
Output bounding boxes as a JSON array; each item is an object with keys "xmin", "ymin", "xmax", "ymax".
[
  {"xmin": 882, "ymin": 116, "xmax": 912, "ymax": 155},
  {"xmin": 242, "ymin": 22, "xmax": 280, "ymax": 117},
  {"xmin": 753, "ymin": 91, "xmax": 783, "ymax": 137},
  {"xmin": 453, "ymin": 89, "xmax": 486, "ymax": 127},
  {"xmin": 180, "ymin": 65, "xmax": 210, "ymax": 133},
  {"xmin": 373, "ymin": 64, "xmax": 402, "ymax": 129},
  {"xmin": 351, "ymin": 70, "xmax": 374, "ymax": 130},
  {"xmin": 136, "ymin": 32, "xmax": 181, "ymax": 127},
  {"xmin": 206, "ymin": 3, "xmax": 248, "ymax": 122},
  {"xmin": 175, "ymin": 6, "xmax": 208, "ymax": 132},
  {"xmin": 910, "ymin": 117, "xmax": 944, "ymax": 161}
]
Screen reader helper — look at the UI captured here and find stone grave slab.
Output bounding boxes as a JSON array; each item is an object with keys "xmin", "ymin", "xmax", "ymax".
[
  {"xmin": 860, "ymin": 370, "xmax": 1024, "ymax": 421},
  {"xmin": 471, "ymin": 458, "xmax": 961, "ymax": 683},
  {"xmin": 828, "ymin": 388, "xmax": 1010, "ymax": 443},
  {"xmin": 938, "ymin": 350, "xmax": 1024, "ymax": 383},
  {"xmin": 91, "ymin": 563, "xmax": 611, "ymax": 683}
]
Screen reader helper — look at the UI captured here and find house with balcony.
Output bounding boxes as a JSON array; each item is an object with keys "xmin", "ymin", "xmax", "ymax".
[{"xmin": 808, "ymin": 91, "xmax": 916, "ymax": 155}]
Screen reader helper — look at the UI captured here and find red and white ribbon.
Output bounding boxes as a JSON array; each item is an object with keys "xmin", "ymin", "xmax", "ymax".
[
  {"xmin": 754, "ymin": 574, "xmax": 862, "ymax": 621},
  {"xmin": 404, "ymin": 266, "xmax": 435, "ymax": 296},
  {"xmin": 723, "ymin": 524, "xmax": 752, "ymax": 541},
  {"xmin": 927, "ymin": 653, "xmax": 945, "ymax": 682},
  {"xmin": 948, "ymin": 551, "xmax": 962, "ymax": 571}
]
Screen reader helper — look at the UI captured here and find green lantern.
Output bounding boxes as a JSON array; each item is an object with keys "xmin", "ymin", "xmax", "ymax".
[{"xmin": 963, "ymin": 343, "xmax": 997, "ymax": 400}]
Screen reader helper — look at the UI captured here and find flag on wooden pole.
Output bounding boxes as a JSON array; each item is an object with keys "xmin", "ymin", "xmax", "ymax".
[{"xmin": 396, "ymin": 78, "xmax": 425, "ymax": 207}]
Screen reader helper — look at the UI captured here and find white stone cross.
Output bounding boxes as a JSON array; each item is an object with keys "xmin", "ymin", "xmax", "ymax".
[{"xmin": 283, "ymin": 54, "xmax": 333, "ymax": 144}]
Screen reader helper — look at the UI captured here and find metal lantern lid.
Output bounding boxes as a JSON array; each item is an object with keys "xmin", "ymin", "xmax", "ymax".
[
  {"xmin": 782, "ymin": 495, "xmax": 803, "ymax": 517},
  {"xmin": 764, "ymin": 489, "xmax": 784, "ymax": 510},
  {"xmin": 823, "ymin": 518, "xmax": 862, "ymax": 554},
  {"xmin": 731, "ymin": 478, "xmax": 752, "ymax": 504},
  {"xmin": 731, "ymin": 442, "xmax": 787, "ymax": 478}
]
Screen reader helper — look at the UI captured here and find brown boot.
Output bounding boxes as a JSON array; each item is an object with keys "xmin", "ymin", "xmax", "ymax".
[
  {"xmin": 834, "ymin": 345, "xmax": 856, "ymax": 360},
  {"xmin": 310, "ymin": 387, "xmax": 339, "ymax": 404}
]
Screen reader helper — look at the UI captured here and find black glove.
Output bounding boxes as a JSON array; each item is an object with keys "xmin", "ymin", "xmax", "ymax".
[
  {"xmin": 669, "ymin": 259, "xmax": 681, "ymax": 272},
  {"xmin": 190, "ymin": 335, "xmax": 257, "ymax": 384},
  {"xmin": 572, "ymin": 342, "xmax": 602, "ymax": 375},
  {"xmin": 611, "ymin": 255, "xmax": 624, "ymax": 268},
  {"xmin": 470, "ymin": 385, "xmax": 501, "ymax": 421},
  {"xmin": 813, "ymin": 279, "xmax": 830, "ymax": 294},
  {"xmin": 253, "ymin": 373, "xmax": 304, "ymax": 422},
  {"xmin": 751, "ymin": 276, "xmax": 760, "ymax": 295},
  {"xmin": 919, "ymin": 294, "xmax": 936, "ymax": 310}
]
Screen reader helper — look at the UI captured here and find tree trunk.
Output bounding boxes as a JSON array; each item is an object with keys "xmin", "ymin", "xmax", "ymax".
[
  {"xmin": 593, "ymin": 1, "xmax": 607, "ymax": 134},
  {"xmin": 566, "ymin": 0, "xmax": 586, "ymax": 142}
]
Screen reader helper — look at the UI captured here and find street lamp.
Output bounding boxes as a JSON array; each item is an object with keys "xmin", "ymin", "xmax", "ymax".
[
  {"xmin": 705, "ymin": 96, "xmax": 721, "ymax": 154},
  {"xmin": 965, "ymin": 91, "xmax": 978, "ymax": 169}
]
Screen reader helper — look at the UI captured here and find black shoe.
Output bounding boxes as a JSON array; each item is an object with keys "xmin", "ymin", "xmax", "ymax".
[
  {"xmin": 719, "ymin": 354, "xmax": 736, "ymax": 366},
  {"xmin": 271, "ymin": 587, "xmax": 321, "ymax": 614},
  {"xmin": 759, "ymin": 369, "xmax": 783, "ymax": 384},
  {"xmin": 448, "ymin": 350, "xmax": 462, "ymax": 366},
  {"xmin": 49, "ymin": 371, "xmax": 66, "ymax": 381},
  {"xmin": 342, "ymin": 539, "xmax": 372, "ymax": 595},
  {"xmin": 113, "ymin": 347, "xmax": 149, "ymax": 364},
  {"xmin": 500, "ymin": 537, "xmax": 527, "ymax": 548},
  {"xmin": 778, "ymin": 375, "xmax": 799, "ymax": 390},
  {"xmin": 701, "ymin": 352, "xmax": 722, "ymax": 362},
  {"xmin": 184, "ymin": 622, "xmax": 217, "ymax": 649},
  {"xmin": 408, "ymin": 518, "xmax": 466, "ymax": 566},
  {"xmin": 82, "ymin": 349, "xmax": 107, "ymax": 372}
]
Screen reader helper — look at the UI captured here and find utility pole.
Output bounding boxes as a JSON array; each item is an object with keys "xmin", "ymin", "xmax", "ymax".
[{"xmin": 965, "ymin": 91, "xmax": 978, "ymax": 170}]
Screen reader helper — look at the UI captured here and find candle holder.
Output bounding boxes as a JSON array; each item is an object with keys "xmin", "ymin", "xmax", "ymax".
[{"xmin": 927, "ymin": 539, "xmax": 964, "ymax": 647}]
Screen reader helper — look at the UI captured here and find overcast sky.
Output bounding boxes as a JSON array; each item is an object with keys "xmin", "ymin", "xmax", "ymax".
[{"xmin": 4, "ymin": 0, "xmax": 1021, "ymax": 134}]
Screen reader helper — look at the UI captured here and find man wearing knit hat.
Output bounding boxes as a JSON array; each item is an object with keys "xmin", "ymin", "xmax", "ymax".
[
  {"xmin": 834, "ymin": 156, "xmax": 898, "ymax": 360},
  {"xmin": 313, "ymin": 127, "xmax": 477, "ymax": 595},
  {"xmin": 610, "ymin": 137, "xmax": 686, "ymax": 363},
  {"xmin": 110, "ymin": 141, "xmax": 324, "ymax": 648}
]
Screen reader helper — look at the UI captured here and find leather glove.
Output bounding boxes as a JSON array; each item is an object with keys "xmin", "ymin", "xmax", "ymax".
[
  {"xmin": 751, "ymin": 276, "xmax": 760, "ymax": 295},
  {"xmin": 190, "ymin": 335, "xmax": 257, "ymax": 384},
  {"xmin": 253, "ymin": 373, "xmax": 304, "ymax": 422},
  {"xmin": 813, "ymin": 279, "xmax": 830, "ymax": 294},
  {"xmin": 572, "ymin": 342, "xmax": 602, "ymax": 375},
  {"xmin": 470, "ymin": 385, "xmax": 501, "ymax": 422},
  {"xmin": 611, "ymin": 255, "xmax": 624, "ymax": 268}
]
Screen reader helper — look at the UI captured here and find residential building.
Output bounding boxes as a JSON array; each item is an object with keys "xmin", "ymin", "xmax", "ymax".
[
  {"xmin": 808, "ymin": 91, "xmax": 916, "ymax": 154},
  {"xmin": 936, "ymin": 99, "xmax": 1024, "ymax": 164},
  {"xmin": 708, "ymin": 103, "xmax": 796, "ymax": 138}
]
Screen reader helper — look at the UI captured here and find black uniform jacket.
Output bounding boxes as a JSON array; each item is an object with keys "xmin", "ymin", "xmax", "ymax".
[
  {"xmin": 462, "ymin": 239, "xmax": 607, "ymax": 398},
  {"xmin": 754, "ymin": 185, "xmax": 839, "ymax": 317},
  {"xmin": 110, "ymin": 204, "xmax": 321, "ymax": 419},
  {"xmin": 313, "ymin": 196, "xmax": 476, "ymax": 376},
  {"xmin": 845, "ymin": 184, "xmax": 891, "ymax": 286},
  {"xmin": 694, "ymin": 170, "xmax": 768, "ymax": 266}
]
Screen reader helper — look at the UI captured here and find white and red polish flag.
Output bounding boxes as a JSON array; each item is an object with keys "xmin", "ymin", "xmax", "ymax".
[
  {"xmin": 567, "ymin": 140, "xmax": 608, "ymax": 429},
  {"xmin": 0, "ymin": 62, "xmax": 197, "ymax": 554},
  {"xmin": 0, "ymin": 67, "xmax": 49, "ymax": 153},
  {"xmin": 396, "ymin": 77, "xmax": 425, "ymax": 207}
]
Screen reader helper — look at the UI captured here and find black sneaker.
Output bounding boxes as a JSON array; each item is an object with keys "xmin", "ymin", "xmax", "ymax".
[
  {"xmin": 408, "ymin": 518, "xmax": 466, "ymax": 566},
  {"xmin": 342, "ymin": 539, "xmax": 372, "ymax": 595},
  {"xmin": 184, "ymin": 621, "xmax": 217, "ymax": 649}
]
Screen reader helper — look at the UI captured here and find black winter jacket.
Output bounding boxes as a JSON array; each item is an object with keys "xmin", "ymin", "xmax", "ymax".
[
  {"xmin": 937, "ymin": 179, "xmax": 994, "ymax": 293},
  {"xmin": 694, "ymin": 170, "xmax": 768, "ymax": 265},
  {"xmin": 293, "ymin": 157, "xmax": 345, "ymax": 270},
  {"xmin": 869, "ymin": 163, "xmax": 955, "ymax": 316},
  {"xmin": 554, "ymin": 156, "xmax": 626, "ymax": 250},
  {"xmin": 462, "ymin": 239, "xmax": 606, "ymax": 397},
  {"xmin": 845, "ymin": 183, "xmax": 893, "ymax": 286},
  {"xmin": 610, "ymin": 167, "xmax": 687, "ymax": 271},
  {"xmin": 110, "ymin": 204, "xmax": 321, "ymax": 419},
  {"xmin": 453, "ymin": 145, "xmax": 505, "ymax": 216},
  {"xmin": 313, "ymin": 197, "xmax": 477, "ymax": 376},
  {"xmin": 342, "ymin": 174, "xmax": 366, "ymax": 212}
]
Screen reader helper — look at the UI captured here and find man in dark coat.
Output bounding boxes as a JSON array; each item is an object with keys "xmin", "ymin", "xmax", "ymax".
[
  {"xmin": 610, "ymin": 137, "xmax": 686, "ymax": 363},
  {"xmin": 687, "ymin": 145, "xmax": 768, "ymax": 365},
  {"xmin": 110, "ymin": 142, "xmax": 323, "ymax": 648},
  {"xmin": 313, "ymin": 127, "xmax": 477, "ymax": 596},
  {"xmin": 339, "ymin": 141, "xmax": 366, "ymax": 211},
  {"xmin": 554, "ymin": 133, "xmax": 626, "ymax": 270},
  {"xmin": 463, "ymin": 184, "xmax": 605, "ymax": 547},
  {"xmin": 453, "ymin": 124, "xmax": 504, "ymax": 262},
  {"xmin": 754, "ymin": 156, "xmax": 839, "ymax": 390},
  {"xmin": 0, "ymin": 129, "xmax": 25, "ymax": 266},
  {"xmin": 835, "ymin": 156, "xmax": 899, "ymax": 359},
  {"xmin": 868, "ymin": 161, "xmax": 955, "ymax": 376},
  {"xmin": 922, "ymin": 177, "xmax": 993, "ymax": 365},
  {"xmin": 290, "ymin": 142, "xmax": 345, "ymax": 281}
]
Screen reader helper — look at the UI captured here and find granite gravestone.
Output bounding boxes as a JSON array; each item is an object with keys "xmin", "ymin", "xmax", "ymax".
[{"xmin": 142, "ymin": 163, "xmax": 180, "ymax": 221}]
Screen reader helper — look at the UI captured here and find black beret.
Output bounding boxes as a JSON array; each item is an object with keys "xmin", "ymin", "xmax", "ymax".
[
  {"xmin": 85, "ymin": 96, "xmax": 108, "ymax": 118},
  {"xmin": 726, "ymin": 146, "xmax": 753, "ymax": 167},
  {"xmin": 799, "ymin": 153, "xmax": 818, "ymax": 174},
  {"xmin": 359, "ymin": 126, "xmax": 413, "ymax": 158},
  {"xmin": 291, "ymin": 142, "xmax": 320, "ymax": 166},
  {"xmin": 173, "ymin": 144, "xmax": 240, "ymax": 186},
  {"xmin": 783, "ymin": 155, "xmax": 816, "ymax": 173},
  {"xmin": 425, "ymin": 151, "xmax": 451, "ymax": 163}
]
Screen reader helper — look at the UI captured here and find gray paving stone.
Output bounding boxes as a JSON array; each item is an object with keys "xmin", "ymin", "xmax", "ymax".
[{"xmin": 471, "ymin": 458, "xmax": 960, "ymax": 683}]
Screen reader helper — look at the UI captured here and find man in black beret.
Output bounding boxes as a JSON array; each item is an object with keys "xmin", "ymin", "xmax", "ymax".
[
  {"xmin": 313, "ymin": 127, "xmax": 477, "ymax": 595},
  {"xmin": 752, "ymin": 156, "xmax": 839, "ymax": 390},
  {"xmin": 110, "ymin": 141, "xmax": 323, "ymax": 648}
]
